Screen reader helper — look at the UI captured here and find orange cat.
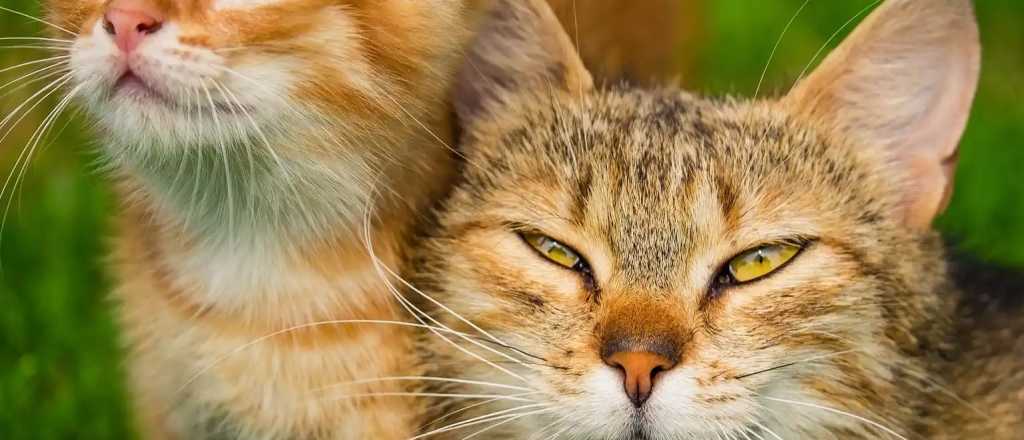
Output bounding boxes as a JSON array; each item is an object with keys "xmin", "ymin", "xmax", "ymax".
[{"xmin": 44, "ymin": 0, "xmax": 485, "ymax": 438}]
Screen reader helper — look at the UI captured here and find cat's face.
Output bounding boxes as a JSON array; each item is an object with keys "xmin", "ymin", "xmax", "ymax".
[
  {"xmin": 425, "ymin": 90, "xmax": 944, "ymax": 438},
  {"xmin": 49, "ymin": 0, "xmax": 473, "ymax": 153},
  {"xmin": 418, "ymin": 0, "xmax": 979, "ymax": 438}
]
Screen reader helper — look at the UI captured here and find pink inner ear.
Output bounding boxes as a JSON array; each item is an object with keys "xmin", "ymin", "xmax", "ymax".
[{"xmin": 782, "ymin": 0, "xmax": 980, "ymax": 229}]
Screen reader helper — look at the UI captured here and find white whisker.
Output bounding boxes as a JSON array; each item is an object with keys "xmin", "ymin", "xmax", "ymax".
[
  {"xmin": 410, "ymin": 404, "xmax": 550, "ymax": 440},
  {"xmin": 0, "ymin": 6, "xmax": 77, "ymax": 36},
  {"xmin": 0, "ymin": 55, "xmax": 69, "ymax": 75},
  {"xmin": 754, "ymin": 0, "xmax": 810, "ymax": 98},
  {"xmin": 316, "ymin": 376, "xmax": 534, "ymax": 393},
  {"xmin": 793, "ymin": 0, "xmax": 881, "ymax": 87},
  {"xmin": 761, "ymin": 396, "xmax": 907, "ymax": 439},
  {"xmin": 176, "ymin": 319, "xmax": 463, "ymax": 394}
]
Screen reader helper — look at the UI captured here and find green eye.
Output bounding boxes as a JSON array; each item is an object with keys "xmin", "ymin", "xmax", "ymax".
[
  {"xmin": 727, "ymin": 243, "xmax": 801, "ymax": 283},
  {"xmin": 521, "ymin": 232, "xmax": 585, "ymax": 270}
]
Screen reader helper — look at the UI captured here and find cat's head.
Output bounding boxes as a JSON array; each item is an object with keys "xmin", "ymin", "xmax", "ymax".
[
  {"xmin": 419, "ymin": 0, "xmax": 979, "ymax": 438},
  {"xmin": 48, "ymin": 0, "xmax": 477, "ymax": 154}
]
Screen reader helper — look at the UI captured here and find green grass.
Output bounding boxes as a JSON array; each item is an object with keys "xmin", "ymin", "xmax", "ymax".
[{"xmin": 0, "ymin": 1, "xmax": 1021, "ymax": 438}]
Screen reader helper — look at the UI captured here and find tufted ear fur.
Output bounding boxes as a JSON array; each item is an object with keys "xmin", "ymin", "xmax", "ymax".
[
  {"xmin": 453, "ymin": 0, "xmax": 593, "ymax": 131},
  {"xmin": 783, "ymin": 0, "xmax": 981, "ymax": 229}
]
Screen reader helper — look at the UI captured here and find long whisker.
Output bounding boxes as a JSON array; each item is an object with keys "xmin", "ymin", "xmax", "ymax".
[
  {"xmin": 526, "ymin": 413, "xmax": 570, "ymax": 440},
  {"xmin": 754, "ymin": 0, "xmax": 810, "ymax": 98},
  {"xmin": 1, "ymin": 80, "xmax": 83, "ymax": 240},
  {"xmin": 323, "ymin": 392, "xmax": 538, "ymax": 404},
  {"xmin": 792, "ymin": 0, "xmax": 881, "ymax": 87},
  {"xmin": 0, "ymin": 36, "xmax": 72, "ymax": 43},
  {"xmin": 0, "ymin": 73, "xmax": 73, "ymax": 202},
  {"xmin": 760, "ymin": 396, "xmax": 907, "ymax": 439},
  {"xmin": 422, "ymin": 392, "xmax": 538, "ymax": 431},
  {"xmin": 0, "ymin": 55, "xmax": 69, "ymax": 75},
  {"xmin": 0, "ymin": 6, "xmax": 78, "ymax": 36},
  {"xmin": 0, "ymin": 45, "xmax": 71, "ymax": 51},
  {"xmin": 200, "ymin": 79, "xmax": 235, "ymax": 240},
  {"xmin": 315, "ymin": 376, "xmax": 534, "ymax": 393},
  {"xmin": 410, "ymin": 404, "xmax": 551, "ymax": 440},
  {"xmin": 735, "ymin": 349, "xmax": 860, "ymax": 380},
  {"xmin": 213, "ymin": 67, "xmax": 314, "ymax": 230},
  {"xmin": 360, "ymin": 189, "xmax": 533, "ymax": 384},
  {"xmin": 0, "ymin": 62, "xmax": 69, "ymax": 97},
  {"xmin": 176, "ymin": 319, "xmax": 465, "ymax": 394},
  {"xmin": 460, "ymin": 407, "xmax": 551, "ymax": 440}
]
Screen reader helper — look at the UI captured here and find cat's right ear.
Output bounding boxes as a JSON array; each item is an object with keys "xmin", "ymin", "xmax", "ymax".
[
  {"xmin": 782, "ymin": 0, "xmax": 980, "ymax": 229},
  {"xmin": 453, "ymin": 0, "xmax": 593, "ymax": 131}
]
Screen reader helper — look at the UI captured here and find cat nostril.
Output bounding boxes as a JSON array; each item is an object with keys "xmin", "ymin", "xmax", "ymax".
[
  {"xmin": 137, "ymin": 21, "xmax": 162, "ymax": 35},
  {"xmin": 103, "ymin": 18, "xmax": 116, "ymax": 36}
]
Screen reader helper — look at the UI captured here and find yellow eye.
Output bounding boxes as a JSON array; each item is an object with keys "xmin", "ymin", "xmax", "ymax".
[
  {"xmin": 521, "ymin": 232, "xmax": 584, "ymax": 270},
  {"xmin": 727, "ymin": 243, "xmax": 801, "ymax": 283}
]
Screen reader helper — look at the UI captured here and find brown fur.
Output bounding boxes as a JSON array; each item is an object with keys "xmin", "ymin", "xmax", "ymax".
[{"xmin": 412, "ymin": 0, "xmax": 1021, "ymax": 438}]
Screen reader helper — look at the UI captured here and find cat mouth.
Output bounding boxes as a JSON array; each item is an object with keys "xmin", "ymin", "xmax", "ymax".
[
  {"xmin": 113, "ymin": 71, "xmax": 172, "ymax": 106},
  {"xmin": 110, "ymin": 70, "xmax": 249, "ymax": 116}
]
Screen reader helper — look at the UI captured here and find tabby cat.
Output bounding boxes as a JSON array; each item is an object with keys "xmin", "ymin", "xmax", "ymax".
[{"xmin": 413, "ymin": 0, "xmax": 1023, "ymax": 438}]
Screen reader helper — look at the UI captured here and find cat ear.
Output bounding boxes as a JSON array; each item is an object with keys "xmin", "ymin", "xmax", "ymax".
[
  {"xmin": 783, "ymin": 0, "xmax": 980, "ymax": 229},
  {"xmin": 453, "ymin": 0, "xmax": 593, "ymax": 129}
]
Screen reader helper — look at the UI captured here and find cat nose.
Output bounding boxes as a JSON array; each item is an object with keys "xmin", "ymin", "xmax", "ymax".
[
  {"xmin": 603, "ymin": 350, "xmax": 677, "ymax": 407},
  {"xmin": 103, "ymin": 0, "xmax": 165, "ymax": 53}
]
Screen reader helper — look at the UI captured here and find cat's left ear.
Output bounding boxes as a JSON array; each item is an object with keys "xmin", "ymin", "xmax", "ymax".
[
  {"xmin": 782, "ymin": 0, "xmax": 981, "ymax": 229},
  {"xmin": 452, "ymin": 0, "xmax": 593, "ymax": 133}
]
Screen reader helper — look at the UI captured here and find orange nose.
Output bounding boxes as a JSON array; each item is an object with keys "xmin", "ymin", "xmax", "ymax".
[
  {"xmin": 604, "ymin": 351, "xmax": 677, "ymax": 407},
  {"xmin": 103, "ymin": 0, "xmax": 165, "ymax": 53}
]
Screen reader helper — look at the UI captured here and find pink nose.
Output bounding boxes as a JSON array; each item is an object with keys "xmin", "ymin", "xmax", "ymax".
[{"xmin": 103, "ymin": 0, "xmax": 165, "ymax": 53}]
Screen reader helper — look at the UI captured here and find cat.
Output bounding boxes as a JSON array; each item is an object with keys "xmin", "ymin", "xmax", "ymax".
[
  {"xmin": 411, "ymin": 0, "xmax": 1023, "ymax": 438},
  {"xmin": 6, "ymin": 0, "xmax": 692, "ymax": 438},
  {"xmin": 43, "ymin": 0, "xmax": 488, "ymax": 438}
]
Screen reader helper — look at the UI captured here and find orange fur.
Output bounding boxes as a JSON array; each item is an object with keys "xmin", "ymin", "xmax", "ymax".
[{"xmin": 48, "ymin": 0, "xmax": 485, "ymax": 437}]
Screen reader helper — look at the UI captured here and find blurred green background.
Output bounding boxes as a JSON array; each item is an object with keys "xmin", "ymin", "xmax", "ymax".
[{"xmin": 0, "ymin": 0, "xmax": 1020, "ymax": 438}]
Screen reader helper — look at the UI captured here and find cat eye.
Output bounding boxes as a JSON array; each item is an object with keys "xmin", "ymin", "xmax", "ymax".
[
  {"xmin": 520, "ymin": 232, "xmax": 588, "ymax": 271},
  {"xmin": 724, "ymin": 243, "xmax": 802, "ymax": 283}
]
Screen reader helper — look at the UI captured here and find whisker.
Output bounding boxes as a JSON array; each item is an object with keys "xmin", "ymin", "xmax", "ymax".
[
  {"xmin": 526, "ymin": 413, "xmax": 569, "ymax": 440},
  {"xmin": 315, "ymin": 376, "xmax": 534, "ymax": 393},
  {"xmin": 323, "ymin": 392, "xmax": 538, "ymax": 404},
  {"xmin": 460, "ymin": 407, "xmax": 549, "ymax": 440},
  {"xmin": 0, "ymin": 37, "xmax": 73, "ymax": 44},
  {"xmin": 359, "ymin": 189, "xmax": 533, "ymax": 384},
  {"xmin": 760, "ymin": 396, "xmax": 907, "ymax": 439},
  {"xmin": 735, "ymin": 349, "xmax": 860, "ymax": 380},
  {"xmin": 0, "ymin": 55, "xmax": 70, "ymax": 75},
  {"xmin": 748, "ymin": 419, "xmax": 784, "ymax": 440},
  {"xmin": 176, "ymin": 319, "xmax": 464, "ymax": 394},
  {"xmin": 0, "ymin": 45, "xmax": 71, "ymax": 51},
  {"xmin": 0, "ymin": 6, "xmax": 78, "ymax": 36},
  {"xmin": 1, "ymin": 79, "xmax": 82, "ymax": 241},
  {"xmin": 421, "ymin": 392, "xmax": 538, "ymax": 431},
  {"xmin": 199, "ymin": 79, "xmax": 235, "ymax": 240},
  {"xmin": 793, "ymin": 0, "xmax": 881, "ymax": 87},
  {"xmin": 410, "ymin": 404, "xmax": 551, "ymax": 440},
  {"xmin": 0, "ymin": 73, "xmax": 73, "ymax": 192},
  {"xmin": 0, "ymin": 62, "xmax": 69, "ymax": 97},
  {"xmin": 753, "ymin": 0, "xmax": 806, "ymax": 97}
]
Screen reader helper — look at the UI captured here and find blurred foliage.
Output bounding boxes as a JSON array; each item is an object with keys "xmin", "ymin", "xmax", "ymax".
[{"xmin": 0, "ymin": 0, "xmax": 1020, "ymax": 438}]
